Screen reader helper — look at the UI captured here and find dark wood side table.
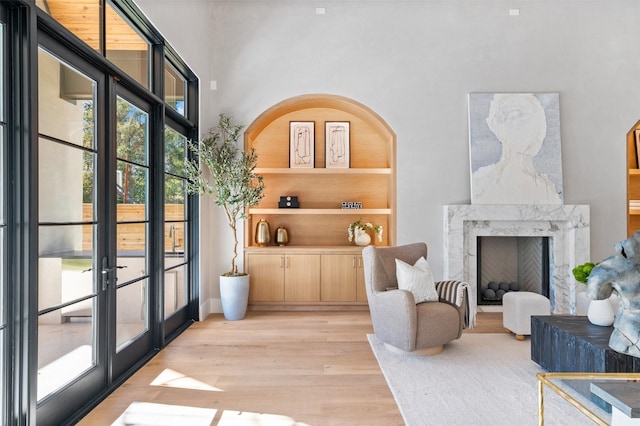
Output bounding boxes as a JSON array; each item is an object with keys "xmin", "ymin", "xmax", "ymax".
[{"xmin": 531, "ymin": 315, "xmax": 640, "ymax": 373}]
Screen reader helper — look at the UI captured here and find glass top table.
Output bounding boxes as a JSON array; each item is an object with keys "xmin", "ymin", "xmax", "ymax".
[{"xmin": 537, "ymin": 372, "xmax": 640, "ymax": 425}]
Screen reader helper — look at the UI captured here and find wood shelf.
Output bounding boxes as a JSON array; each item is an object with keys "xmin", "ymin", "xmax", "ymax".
[
  {"xmin": 255, "ymin": 167, "xmax": 391, "ymax": 175},
  {"xmin": 244, "ymin": 245, "xmax": 385, "ymax": 254},
  {"xmin": 248, "ymin": 208, "xmax": 392, "ymax": 215}
]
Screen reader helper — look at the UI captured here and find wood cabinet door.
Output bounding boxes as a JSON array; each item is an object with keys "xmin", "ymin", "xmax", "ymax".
[
  {"xmin": 247, "ymin": 254, "xmax": 285, "ymax": 302},
  {"xmin": 355, "ymin": 255, "xmax": 368, "ymax": 302},
  {"xmin": 320, "ymin": 254, "xmax": 357, "ymax": 302},
  {"xmin": 284, "ymin": 255, "xmax": 320, "ymax": 302}
]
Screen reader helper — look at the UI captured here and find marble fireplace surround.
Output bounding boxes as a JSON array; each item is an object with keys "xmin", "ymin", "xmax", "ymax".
[{"xmin": 443, "ymin": 204, "xmax": 590, "ymax": 314}]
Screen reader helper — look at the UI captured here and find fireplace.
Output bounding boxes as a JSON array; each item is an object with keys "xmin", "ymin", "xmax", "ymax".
[
  {"xmin": 443, "ymin": 204, "xmax": 590, "ymax": 314},
  {"xmin": 477, "ymin": 236, "xmax": 550, "ymax": 306}
]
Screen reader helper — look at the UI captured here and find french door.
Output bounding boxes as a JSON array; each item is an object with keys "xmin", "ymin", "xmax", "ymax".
[
  {"xmin": 36, "ymin": 36, "xmax": 158, "ymax": 423},
  {"xmin": 36, "ymin": 44, "xmax": 108, "ymax": 423},
  {"xmin": 110, "ymin": 86, "xmax": 155, "ymax": 379},
  {"xmin": 0, "ymin": 6, "xmax": 7, "ymax": 425}
]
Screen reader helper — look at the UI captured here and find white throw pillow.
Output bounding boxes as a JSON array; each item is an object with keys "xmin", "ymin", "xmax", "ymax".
[{"xmin": 395, "ymin": 257, "xmax": 439, "ymax": 304}]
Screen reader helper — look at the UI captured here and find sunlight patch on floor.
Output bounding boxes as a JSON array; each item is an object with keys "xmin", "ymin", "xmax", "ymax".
[
  {"xmin": 111, "ymin": 402, "xmax": 311, "ymax": 426},
  {"xmin": 150, "ymin": 368, "xmax": 222, "ymax": 391},
  {"xmin": 218, "ymin": 410, "xmax": 311, "ymax": 426},
  {"xmin": 111, "ymin": 402, "xmax": 216, "ymax": 426}
]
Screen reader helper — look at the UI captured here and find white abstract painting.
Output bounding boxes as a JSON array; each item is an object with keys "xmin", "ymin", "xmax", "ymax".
[{"xmin": 468, "ymin": 93, "xmax": 563, "ymax": 205}]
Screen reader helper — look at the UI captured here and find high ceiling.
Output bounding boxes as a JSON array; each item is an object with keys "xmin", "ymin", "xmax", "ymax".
[{"xmin": 39, "ymin": 0, "xmax": 147, "ymax": 51}]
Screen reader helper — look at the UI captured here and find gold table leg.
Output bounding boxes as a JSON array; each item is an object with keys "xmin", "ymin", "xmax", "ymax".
[{"xmin": 536, "ymin": 372, "xmax": 640, "ymax": 426}]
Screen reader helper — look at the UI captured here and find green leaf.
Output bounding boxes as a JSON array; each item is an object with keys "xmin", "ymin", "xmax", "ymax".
[{"xmin": 185, "ymin": 113, "xmax": 266, "ymax": 274}]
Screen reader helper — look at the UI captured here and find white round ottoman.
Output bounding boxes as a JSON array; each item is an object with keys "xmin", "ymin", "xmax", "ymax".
[{"xmin": 502, "ymin": 291, "xmax": 551, "ymax": 341}]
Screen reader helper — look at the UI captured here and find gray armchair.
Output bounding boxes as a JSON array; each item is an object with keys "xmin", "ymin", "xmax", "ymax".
[{"xmin": 362, "ymin": 243, "xmax": 471, "ymax": 355}]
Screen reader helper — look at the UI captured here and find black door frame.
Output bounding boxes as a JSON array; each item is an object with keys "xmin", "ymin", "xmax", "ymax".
[{"xmin": 26, "ymin": 2, "xmax": 199, "ymax": 424}]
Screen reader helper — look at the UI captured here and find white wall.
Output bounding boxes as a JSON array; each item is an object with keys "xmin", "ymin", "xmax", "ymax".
[
  {"xmin": 134, "ymin": 0, "xmax": 222, "ymax": 317},
  {"xmin": 135, "ymin": 0, "xmax": 640, "ymax": 314}
]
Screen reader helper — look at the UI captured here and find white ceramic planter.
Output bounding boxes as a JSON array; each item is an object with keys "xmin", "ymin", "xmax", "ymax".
[
  {"xmin": 587, "ymin": 298, "xmax": 615, "ymax": 327},
  {"xmin": 354, "ymin": 232, "xmax": 371, "ymax": 246},
  {"xmin": 220, "ymin": 274, "xmax": 250, "ymax": 320}
]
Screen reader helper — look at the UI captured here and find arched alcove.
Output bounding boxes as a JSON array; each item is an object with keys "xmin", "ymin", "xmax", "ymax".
[
  {"xmin": 626, "ymin": 120, "xmax": 640, "ymax": 234},
  {"xmin": 243, "ymin": 94, "xmax": 396, "ymax": 306}
]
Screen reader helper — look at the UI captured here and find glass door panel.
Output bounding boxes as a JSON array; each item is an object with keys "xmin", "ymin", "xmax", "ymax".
[
  {"xmin": 36, "ymin": 48, "xmax": 100, "ymax": 403},
  {"xmin": 115, "ymin": 278, "xmax": 147, "ymax": 350},
  {"xmin": 117, "ymin": 162, "xmax": 148, "ymax": 207},
  {"xmin": 164, "ymin": 126, "xmax": 185, "ymax": 175},
  {"xmin": 115, "ymin": 96, "xmax": 149, "ymax": 353},
  {"xmin": 37, "ymin": 299, "xmax": 95, "ymax": 400},
  {"xmin": 164, "ymin": 126, "xmax": 188, "ymax": 318},
  {"xmin": 0, "ymin": 16, "xmax": 5, "ymax": 424},
  {"xmin": 164, "ymin": 265, "xmax": 186, "ymax": 317}
]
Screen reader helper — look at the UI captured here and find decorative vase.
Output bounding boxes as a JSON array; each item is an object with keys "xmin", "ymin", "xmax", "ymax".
[
  {"xmin": 587, "ymin": 298, "xmax": 615, "ymax": 327},
  {"xmin": 354, "ymin": 232, "xmax": 371, "ymax": 246},
  {"xmin": 255, "ymin": 219, "xmax": 271, "ymax": 247},
  {"xmin": 275, "ymin": 226, "xmax": 289, "ymax": 246},
  {"xmin": 219, "ymin": 274, "xmax": 250, "ymax": 320}
]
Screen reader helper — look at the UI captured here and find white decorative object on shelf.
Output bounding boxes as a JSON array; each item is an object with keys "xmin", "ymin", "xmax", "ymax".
[
  {"xmin": 348, "ymin": 219, "xmax": 383, "ymax": 245},
  {"xmin": 587, "ymin": 298, "xmax": 615, "ymax": 327},
  {"xmin": 354, "ymin": 232, "xmax": 371, "ymax": 247}
]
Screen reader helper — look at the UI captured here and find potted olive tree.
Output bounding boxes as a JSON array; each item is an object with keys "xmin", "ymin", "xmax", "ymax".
[{"xmin": 186, "ymin": 113, "xmax": 265, "ymax": 320}]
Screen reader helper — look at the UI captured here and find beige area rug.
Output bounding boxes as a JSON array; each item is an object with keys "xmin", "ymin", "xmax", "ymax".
[{"xmin": 368, "ymin": 333, "xmax": 609, "ymax": 426}]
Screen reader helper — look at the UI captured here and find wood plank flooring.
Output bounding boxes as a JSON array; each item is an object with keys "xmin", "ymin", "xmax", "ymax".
[{"xmin": 78, "ymin": 311, "xmax": 503, "ymax": 426}]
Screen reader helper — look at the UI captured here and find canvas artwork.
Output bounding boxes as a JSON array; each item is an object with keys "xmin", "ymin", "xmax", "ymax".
[{"xmin": 468, "ymin": 93, "xmax": 563, "ymax": 205}]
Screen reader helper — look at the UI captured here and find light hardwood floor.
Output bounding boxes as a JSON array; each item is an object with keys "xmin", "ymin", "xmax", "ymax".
[{"xmin": 78, "ymin": 311, "xmax": 503, "ymax": 425}]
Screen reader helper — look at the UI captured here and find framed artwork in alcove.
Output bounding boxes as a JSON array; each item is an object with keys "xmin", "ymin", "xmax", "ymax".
[
  {"xmin": 325, "ymin": 121, "xmax": 350, "ymax": 168},
  {"xmin": 289, "ymin": 121, "xmax": 314, "ymax": 168}
]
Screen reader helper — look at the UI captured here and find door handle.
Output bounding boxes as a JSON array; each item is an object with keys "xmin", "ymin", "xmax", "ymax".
[{"xmin": 101, "ymin": 257, "xmax": 127, "ymax": 291}]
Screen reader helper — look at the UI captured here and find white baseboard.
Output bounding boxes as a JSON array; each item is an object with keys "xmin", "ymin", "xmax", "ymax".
[{"xmin": 198, "ymin": 298, "xmax": 222, "ymax": 321}]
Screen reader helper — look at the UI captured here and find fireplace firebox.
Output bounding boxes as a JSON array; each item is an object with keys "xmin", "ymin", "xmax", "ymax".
[{"xmin": 477, "ymin": 236, "xmax": 550, "ymax": 306}]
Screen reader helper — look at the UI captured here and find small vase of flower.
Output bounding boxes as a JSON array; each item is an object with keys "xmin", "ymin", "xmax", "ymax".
[
  {"xmin": 573, "ymin": 261, "xmax": 596, "ymax": 316},
  {"xmin": 572, "ymin": 261, "xmax": 616, "ymax": 325},
  {"xmin": 348, "ymin": 219, "xmax": 383, "ymax": 246}
]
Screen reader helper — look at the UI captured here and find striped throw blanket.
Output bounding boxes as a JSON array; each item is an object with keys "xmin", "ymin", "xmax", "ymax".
[{"xmin": 435, "ymin": 280, "xmax": 477, "ymax": 329}]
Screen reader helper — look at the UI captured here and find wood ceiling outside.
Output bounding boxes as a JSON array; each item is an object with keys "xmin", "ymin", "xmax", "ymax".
[{"xmin": 43, "ymin": 0, "xmax": 147, "ymax": 51}]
